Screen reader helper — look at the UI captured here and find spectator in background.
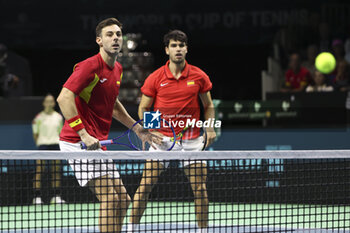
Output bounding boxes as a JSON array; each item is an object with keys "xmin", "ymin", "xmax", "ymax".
[
  {"xmin": 281, "ymin": 53, "xmax": 311, "ymax": 92},
  {"xmin": 302, "ymin": 44, "xmax": 318, "ymax": 76},
  {"xmin": 345, "ymin": 38, "xmax": 350, "ymax": 64},
  {"xmin": 0, "ymin": 43, "xmax": 32, "ymax": 97},
  {"xmin": 332, "ymin": 39, "xmax": 346, "ymax": 62},
  {"xmin": 329, "ymin": 39, "xmax": 350, "ymax": 90},
  {"xmin": 306, "ymin": 70, "xmax": 334, "ymax": 92},
  {"xmin": 32, "ymin": 94, "xmax": 65, "ymax": 204},
  {"xmin": 0, "ymin": 44, "xmax": 19, "ymax": 96},
  {"xmin": 334, "ymin": 60, "xmax": 350, "ymax": 91}
]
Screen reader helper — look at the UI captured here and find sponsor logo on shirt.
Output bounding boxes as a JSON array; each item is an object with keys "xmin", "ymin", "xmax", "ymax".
[
  {"xmin": 160, "ymin": 82, "xmax": 168, "ymax": 87},
  {"xmin": 100, "ymin": 78, "xmax": 107, "ymax": 83},
  {"xmin": 187, "ymin": 81, "xmax": 195, "ymax": 86}
]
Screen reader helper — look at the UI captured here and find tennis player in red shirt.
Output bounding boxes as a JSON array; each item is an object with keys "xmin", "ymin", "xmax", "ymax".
[
  {"xmin": 57, "ymin": 18, "xmax": 157, "ymax": 233},
  {"xmin": 128, "ymin": 30, "xmax": 216, "ymax": 233},
  {"xmin": 281, "ymin": 53, "xmax": 311, "ymax": 92}
]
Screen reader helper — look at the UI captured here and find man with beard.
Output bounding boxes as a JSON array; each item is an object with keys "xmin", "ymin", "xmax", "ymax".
[{"xmin": 57, "ymin": 18, "xmax": 157, "ymax": 233}]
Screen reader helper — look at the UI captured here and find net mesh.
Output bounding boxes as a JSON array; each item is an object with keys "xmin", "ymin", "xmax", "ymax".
[{"xmin": 0, "ymin": 150, "xmax": 350, "ymax": 233}]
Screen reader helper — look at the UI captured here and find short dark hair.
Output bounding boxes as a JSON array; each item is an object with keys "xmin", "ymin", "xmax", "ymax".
[
  {"xmin": 163, "ymin": 30, "xmax": 188, "ymax": 47},
  {"xmin": 96, "ymin": 18, "xmax": 122, "ymax": 37}
]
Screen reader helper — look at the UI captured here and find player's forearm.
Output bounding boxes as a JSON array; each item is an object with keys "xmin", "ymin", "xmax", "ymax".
[
  {"xmin": 199, "ymin": 92, "xmax": 216, "ymax": 130},
  {"xmin": 138, "ymin": 105, "xmax": 150, "ymax": 120},
  {"xmin": 138, "ymin": 94, "xmax": 153, "ymax": 120},
  {"xmin": 113, "ymin": 99, "xmax": 138, "ymax": 129},
  {"xmin": 203, "ymin": 104, "xmax": 216, "ymax": 131},
  {"xmin": 204, "ymin": 104, "xmax": 215, "ymax": 120},
  {"xmin": 57, "ymin": 88, "xmax": 89, "ymax": 138}
]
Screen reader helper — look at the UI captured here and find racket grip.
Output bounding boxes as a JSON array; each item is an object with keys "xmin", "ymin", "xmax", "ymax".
[
  {"xmin": 80, "ymin": 142, "xmax": 87, "ymax": 149},
  {"xmin": 100, "ymin": 140, "xmax": 113, "ymax": 146},
  {"xmin": 80, "ymin": 139, "xmax": 113, "ymax": 149}
]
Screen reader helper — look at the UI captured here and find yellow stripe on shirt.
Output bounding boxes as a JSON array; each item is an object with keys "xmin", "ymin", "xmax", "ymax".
[{"xmin": 79, "ymin": 73, "xmax": 100, "ymax": 104}]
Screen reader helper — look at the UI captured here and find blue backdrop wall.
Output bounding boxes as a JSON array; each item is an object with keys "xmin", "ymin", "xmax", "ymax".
[{"xmin": 0, "ymin": 124, "xmax": 349, "ymax": 150}]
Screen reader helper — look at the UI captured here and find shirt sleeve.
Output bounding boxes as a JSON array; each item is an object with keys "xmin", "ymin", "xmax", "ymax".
[
  {"xmin": 199, "ymin": 73, "xmax": 212, "ymax": 93},
  {"xmin": 32, "ymin": 114, "xmax": 40, "ymax": 134},
  {"xmin": 63, "ymin": 61, "xmax": 97, "ymax": 95},
  {"xmin": 141, "ymin": 74, "xmax": 157, "ymax": 97}
]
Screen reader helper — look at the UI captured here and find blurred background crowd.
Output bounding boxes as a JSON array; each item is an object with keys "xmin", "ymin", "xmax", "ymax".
[{"xmin": 0, "ymin": 0, "xmax": 348, "ymax": 101}]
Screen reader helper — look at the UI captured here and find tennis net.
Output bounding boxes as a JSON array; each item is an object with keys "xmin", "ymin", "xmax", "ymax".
[{"xmin": 0, "ymin": 150, "xmax": 350, "ymax": 232}]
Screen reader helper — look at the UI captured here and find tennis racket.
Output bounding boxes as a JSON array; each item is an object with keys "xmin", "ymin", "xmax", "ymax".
[
  {"xmin": 81, "ymin": 119, "xmax": 176, "ymax": 151},
  {"xmin": 174, "ymin": 126, "xmax": 208, "ymax": 151}
]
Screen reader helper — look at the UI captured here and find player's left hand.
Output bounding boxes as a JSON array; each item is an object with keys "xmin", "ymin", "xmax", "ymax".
[
  {"xmin": 205, "ymin": 130, "xmax": 216, "ymax": 148},
  {"xmin": 135, "ymin": 127, "xmax": 163, "ymax": 150}
]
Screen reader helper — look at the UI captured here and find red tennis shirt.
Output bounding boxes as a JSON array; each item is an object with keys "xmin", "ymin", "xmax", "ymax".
[
  {"xmin": 60, "ymin": 53, "xmax": 122, "ymax": 143},
  {"xmin": 285, "ymin": 67, "xmax": 310, "ymax": 89},
  {"xmin": 141, "ymin": 60, "xmax": 212, "ymax": 139}
]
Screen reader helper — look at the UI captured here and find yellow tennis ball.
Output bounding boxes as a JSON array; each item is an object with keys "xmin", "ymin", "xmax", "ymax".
[{"xmin": 315, "ymin": 52, "xmax": 336, "ymax": 74}]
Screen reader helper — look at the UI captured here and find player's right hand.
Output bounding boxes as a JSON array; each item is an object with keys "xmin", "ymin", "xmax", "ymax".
[{"xmin": 79, "ymin": 131, "xmax": 100, "ymax": 150}]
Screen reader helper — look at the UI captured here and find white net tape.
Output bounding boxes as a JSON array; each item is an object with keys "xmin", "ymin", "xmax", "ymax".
[{"xmin": 0, "ymin": 149, "xmax": 350, "ymax": 159}]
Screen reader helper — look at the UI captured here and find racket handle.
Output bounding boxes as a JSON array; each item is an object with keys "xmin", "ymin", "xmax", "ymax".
[
  {"xmin": 80, "ymin": 139, "xmax": 114, "ymax": 149},
  {"xmin": 100, "ymin": 140, "xmax": 114, "ymax": 146}
]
